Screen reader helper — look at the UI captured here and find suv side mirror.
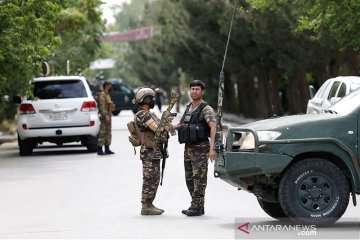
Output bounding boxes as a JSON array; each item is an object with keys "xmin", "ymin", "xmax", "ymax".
[
  {"xmin": 330, "ymin": 97, "xmax": 341, "ymax": 105},
  {"xmin": 308, "ymin": 85, "xmax": 316, "ymax": 99},
  {"xmin": 13, "ymin": 96, "xmax": 22, "ymax": 104}
]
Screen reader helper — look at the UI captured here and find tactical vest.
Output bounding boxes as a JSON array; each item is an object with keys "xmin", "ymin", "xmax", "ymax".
[
  {"xmin": 135, "ymin": 110, "xmax": 156, "ymax": 148},
  {"xmin": 178, "ymin": 102, "xmax": 210, "ymax": 144}
]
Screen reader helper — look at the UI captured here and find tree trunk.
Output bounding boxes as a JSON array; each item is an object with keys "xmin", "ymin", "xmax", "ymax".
[
  {"xmin": 237, "ymin": 74, "xmax": 257, "ymax": 117},
  {"xmin": 348, "ymin": 52, "xmax": 358, "ymax": 75},
  {"xmin": 223, "ymin": 71, "xmax": 238, "ymax": 113},
  {"xmin": 269, "ymin": 70, "xmax": 284, "ymax": 116},
  {"xmin": 329, "ymin": 52, "xmax": 342, "ymax": 77},
  {"xmin": 256, "ymin": 76, "xmax": 269, "ymax": 118},
  {"xmin": 316, "ymin": 66, "xmax": 328, "ymax": 87},
  {"xmin": 287, "ymin": 71, "xmax": 309, "ymax": 114}
]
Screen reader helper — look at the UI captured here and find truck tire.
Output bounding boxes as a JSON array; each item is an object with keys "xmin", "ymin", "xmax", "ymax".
[
  {"xmin": 279, "ymin": 158, "xmax": 349, "ymax": 225},
  {"xmin": 86, "ymin": 135, "xmax": 98, "ymax": 152},
  {"xmin": 257, "ymin": 198, "xmax": 287, "ymax": 220},
  {"xmin": 18, "ymin": 136, "xmax": 34, "ymax": 156}
]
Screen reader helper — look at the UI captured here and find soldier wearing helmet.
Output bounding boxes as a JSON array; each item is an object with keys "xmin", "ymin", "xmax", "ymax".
[{"xmin": 133, "ymin": 87, "xmax": 170, "ymax": 215}]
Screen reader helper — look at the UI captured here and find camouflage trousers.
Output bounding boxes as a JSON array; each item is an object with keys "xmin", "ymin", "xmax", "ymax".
[
  {"xmin": 184, "ymin": 141, "xmax": 209, "ymax": 209},
  {"xmin": 98, "ymin": 118, "xmax": 112, "ymax": 146},
  {"xmin": 140, "ymin": 146, "xmax": 161, "ymax": 203}
]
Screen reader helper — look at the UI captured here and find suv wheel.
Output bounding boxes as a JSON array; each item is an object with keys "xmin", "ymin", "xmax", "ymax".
[
  {"xmin": 257, "ymin": 198, "xmax": 287, "ymax": 220},
  {"xmin": 85, "ymin": 135, "xmax": 98, "ymax": 152},
  {"xmin": 279, "ymin": 158, "xmax": 349, "ymax": 224},
  {"xmin": 18, "ymin": 136, "xmax": 35, "ymax": 156}
]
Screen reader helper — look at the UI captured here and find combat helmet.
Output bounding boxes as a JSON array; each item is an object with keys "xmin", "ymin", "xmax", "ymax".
[{"xmin": 132, "ymin": 87, "xmax": 155, "ymax": 105}]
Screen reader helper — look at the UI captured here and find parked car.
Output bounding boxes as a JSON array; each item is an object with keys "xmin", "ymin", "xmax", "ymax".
[
  {"xmin": 214, "ymin": 88, "xmax": 360, "ymax": 224},
  {"xmin": 108, "ymin": 79, "xmax": 137, "ymax": 116},
  {"xmin": 306, "ymin": 76, "xmax": 360, "ymax": 114},
  {"xmin": 13, "ymin": 75, "xmax": 100, "ymax": 156}
]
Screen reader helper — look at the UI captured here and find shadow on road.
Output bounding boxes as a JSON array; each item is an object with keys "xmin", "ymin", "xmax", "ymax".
[{"xmin": 31, "ymin": 144, "xmax": 94, "ymax": 156}]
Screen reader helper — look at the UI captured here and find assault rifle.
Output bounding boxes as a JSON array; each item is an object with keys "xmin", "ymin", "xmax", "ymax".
[{"xmin": 152, "ymin": 92, "xmax": 180, "ymax": 185}]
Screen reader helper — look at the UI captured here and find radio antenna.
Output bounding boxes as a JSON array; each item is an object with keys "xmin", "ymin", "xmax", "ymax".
[
  {"xmin": 215, "ymin": 0, "xmax": 237, "ymax": 152},
  {"xmin": 221, "ymin": 2, "xmax": 236, "ymax": 73}
]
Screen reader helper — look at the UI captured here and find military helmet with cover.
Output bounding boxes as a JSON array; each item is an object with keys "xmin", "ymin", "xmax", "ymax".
[{"xmin": 132, "ymin": 87, "xmax": 155, "ymax": 104}]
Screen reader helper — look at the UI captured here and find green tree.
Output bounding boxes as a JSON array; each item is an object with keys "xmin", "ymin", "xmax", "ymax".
[
  {"xmin": 0, "ymin": 0, "xmax": 105, "ymax": 123},
  {"xmin": 110, "ymin": 0, "xmax": 360, "ymax": 117},
  {"xmin": 49, "ymin": 0, "xmax": 105, "ymax": 75},
  {"xmin": 109, "ymin": 0, "xmax": 182, "ymax": 91},
  {"xmin": 246, "ymin": 0, "xmax": 360, "ymax": 113},
  {"xmin": 0, "ymin": 0, "xmax": 62, "ymax": 122}
]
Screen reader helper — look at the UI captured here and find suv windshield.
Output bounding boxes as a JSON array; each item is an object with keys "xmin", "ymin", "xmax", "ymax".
[{"xmin": 33, "ymin": 80, "xmax": 87, "ymax": 99}]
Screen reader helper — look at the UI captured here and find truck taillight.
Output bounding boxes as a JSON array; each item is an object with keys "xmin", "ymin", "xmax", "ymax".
[
  {"xmin": 81, "ymin": 101, "xmax": 97, "ymax": 112},
  {"xmin": 19, "ymin": 103, "xmax": 36, "ymax": 114}
]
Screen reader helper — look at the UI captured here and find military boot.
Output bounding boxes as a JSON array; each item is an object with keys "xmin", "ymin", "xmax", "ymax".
[
  {"xmin": 105, "ymin": 145, "xmax": 114, "ymax": 154},
  {"xmin": 150, "ymin": 202, "xmax": 164, "ymax": 213},
  {"xmin": 97, "ymin": 146, "xmax": 104, "ymax": 155},
  {"xmin": 141, "ymin": 202, "xmax": 163, "ymax": 215},
  {"xmin": 185, "ymin": 207, "xmax": 205, "ymax": 216}
]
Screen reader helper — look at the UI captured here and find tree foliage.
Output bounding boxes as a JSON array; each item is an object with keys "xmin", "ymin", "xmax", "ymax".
[
  {"xmin": 0, "ymin": 0, "xmax": 104, "ymax": 123},
  {"xmin": 0, "ymin": 0, "xmax": 62, "ymax": 121},
  {"xmin": 103, "ymin": 0, "xmax": 360, "ymax": 117},
  {"xmin": 248, "ymin": 0, "xmax": 360, "ymax": 51},
  {"xmin": 50, "ymin": 0, "xmax": 105, "ymax": 75}
]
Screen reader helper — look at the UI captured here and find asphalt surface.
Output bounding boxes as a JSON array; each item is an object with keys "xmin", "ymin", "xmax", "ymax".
[{"xmin": 0, "ymin": 109, "xmax": 359, "ymax": 239}]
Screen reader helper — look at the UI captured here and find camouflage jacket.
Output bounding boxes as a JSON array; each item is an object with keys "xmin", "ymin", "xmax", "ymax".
[{"xmin": 98, "ymin": 91, "xmax": 113, "ymax": 119}]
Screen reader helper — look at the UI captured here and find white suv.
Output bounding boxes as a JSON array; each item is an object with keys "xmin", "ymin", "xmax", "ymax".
[
  {"xmin": 14, "ymin": 76, "xmax": 100, "ymax": 156},
  {"xmin": 306, "ymin": 76, "xmax": 360, "ymax": 114}
]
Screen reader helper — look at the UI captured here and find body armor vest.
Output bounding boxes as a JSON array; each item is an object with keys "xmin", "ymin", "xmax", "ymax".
[
  {"xmin": 178, "ymin": 102, "xmax": 210, "ymax": 144},
  {"xmin": 135, "ymin": 111, "xmax": 157, "ymax": 148}
]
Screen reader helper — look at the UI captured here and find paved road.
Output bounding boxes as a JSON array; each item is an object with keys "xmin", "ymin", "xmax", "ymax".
[{"xmin": 0, "ymin": 110, "xmax": 359, "ymax": 239}]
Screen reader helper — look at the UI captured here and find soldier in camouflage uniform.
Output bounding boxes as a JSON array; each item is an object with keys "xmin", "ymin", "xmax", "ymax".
[
  {"xmin": 133, "ymin": 87, "xmax": 170, "ymax": 215},
  {"xmin": 175, "ymin": 80, "xmax": 216, "ymax": 216},
  {"xmin": 97, "ymin": 81, "xmax": 115, "ymax": 155}
]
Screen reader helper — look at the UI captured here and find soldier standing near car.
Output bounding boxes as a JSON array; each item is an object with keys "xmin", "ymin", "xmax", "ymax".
[
  {"xmin": 174, "ymin": 80, "xmax": 216, "ymax": 216},
  {"xmin": 132, "ymin": 87, "xmax": 171, "ymax": 215},
  {"xmin": 97, "ymin": 81, "xmax": 115, "ymax": 155}
]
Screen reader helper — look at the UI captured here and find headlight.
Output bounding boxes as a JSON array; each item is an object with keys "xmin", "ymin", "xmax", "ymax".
[
  {"xmin": 258, "ymin": 131, "xmax": 281, "ymax": 141},
  {"xmin": 240, "ymin": 131, "xmax": 281, "ymax": 150}
]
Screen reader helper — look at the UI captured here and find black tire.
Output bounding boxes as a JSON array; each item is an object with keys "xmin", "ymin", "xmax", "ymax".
[
  {"xmin": 18, "ymin": 136, "xmax": 34, "ymax": 156},
  {"xmin": 112, "ymin": 110, "xmax": 120, "ymax": 116},
  {"xmin": 257, "ymin": 198, "xmax": 287, "ymax": 220},
  {"xmin": 279, "ymin": 158, "xmax": 349, "ymax": 225},
  {"xmin": 86, "ymin": 135, "xmax": 98, "ymax": 152}
]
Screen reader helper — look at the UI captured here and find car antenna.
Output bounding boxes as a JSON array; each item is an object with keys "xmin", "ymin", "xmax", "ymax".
[
  {"xmin": 260, "ymin": 57, "xmax": 277, "ymax": 118},
  {"xmin": 215, "ymin": 0, "xmax": 236, "ymax": 153}
]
